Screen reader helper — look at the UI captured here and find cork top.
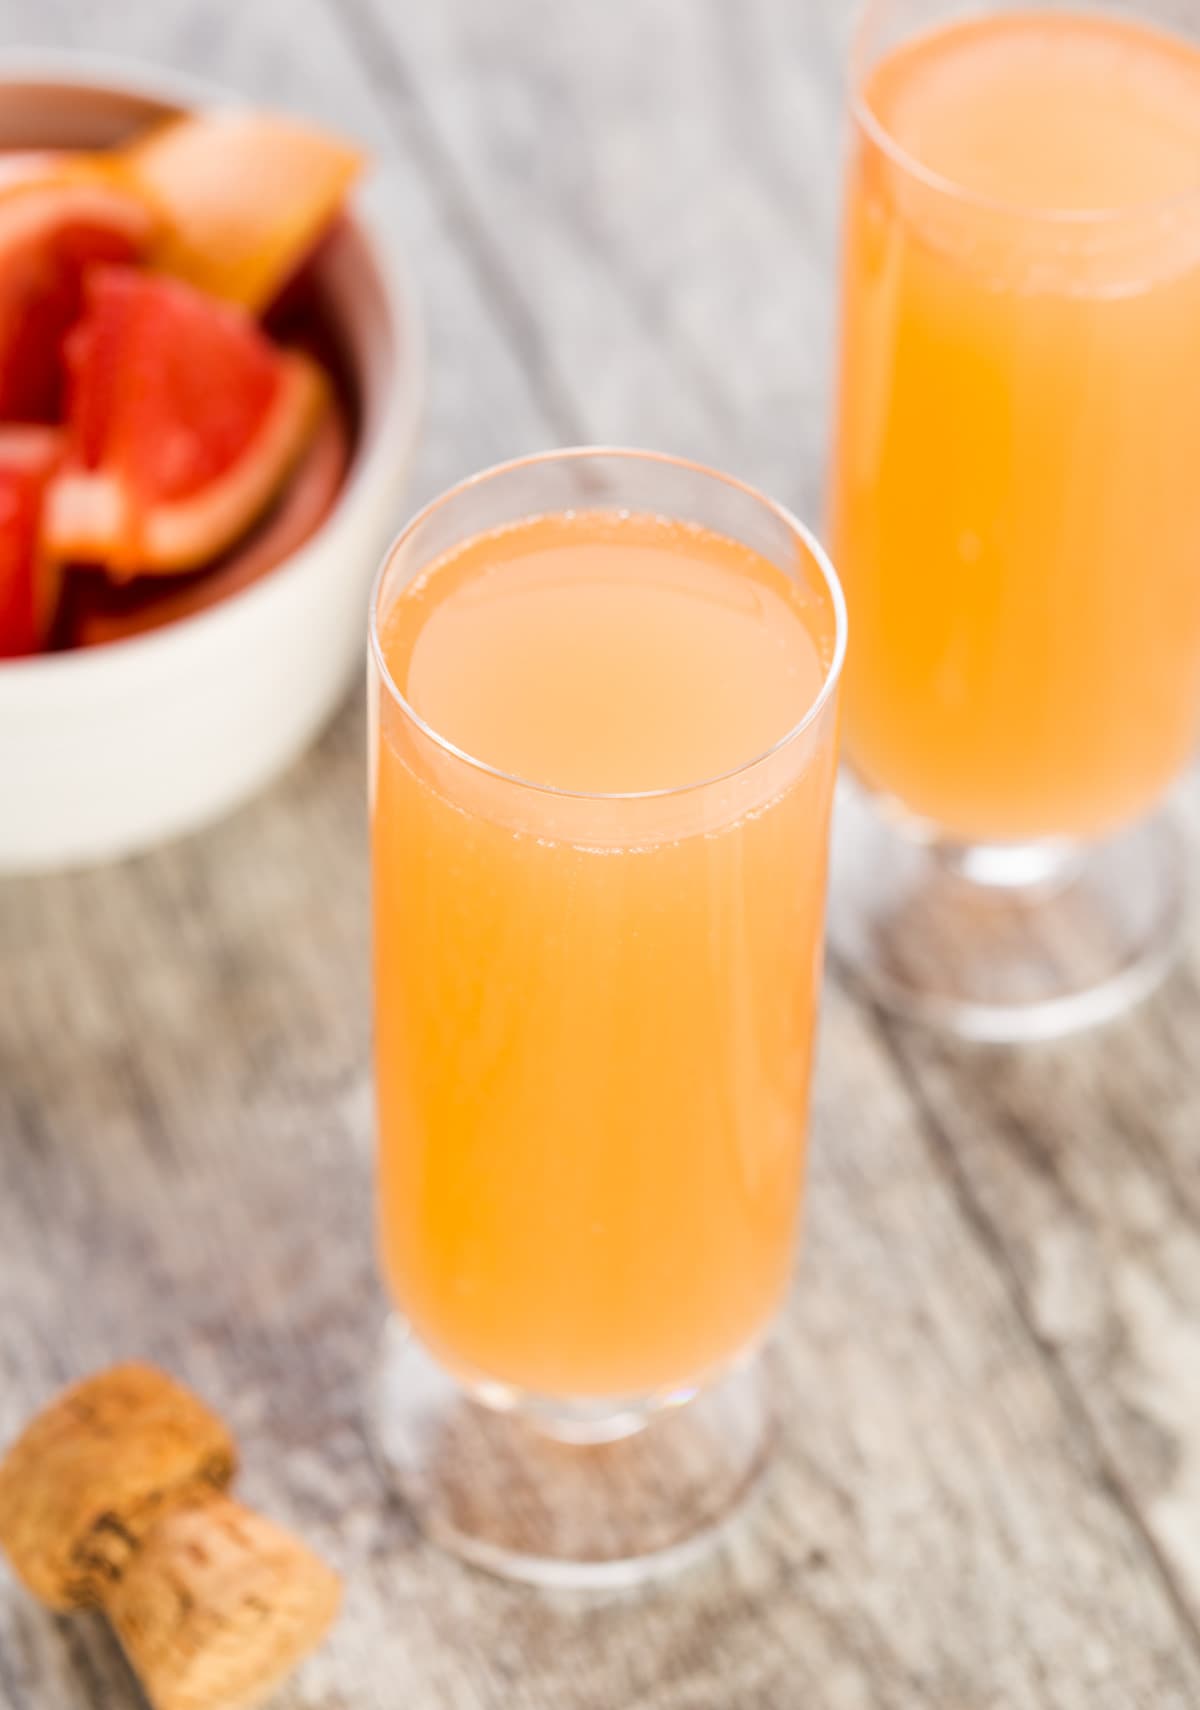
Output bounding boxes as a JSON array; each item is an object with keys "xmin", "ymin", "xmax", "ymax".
[
  {"xmin": 108, "ymin": 1492, "xmax": 342, "ymax": 1710},
  {"xmin": 0, "ymin": 1363, "xmax": 236, "ymax": 1610}
]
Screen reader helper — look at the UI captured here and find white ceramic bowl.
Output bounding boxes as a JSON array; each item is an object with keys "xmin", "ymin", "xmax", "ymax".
[{"xmin": 0, "ymin": 60, "xmax": 422, "ymax": 871}]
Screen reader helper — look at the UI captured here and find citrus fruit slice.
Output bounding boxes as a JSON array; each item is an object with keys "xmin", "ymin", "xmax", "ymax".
[
  {"xmin": 67, "ymin": 397, "xmax": 351, "ymax": 647},
  {"xmin": 46, "ymin": 267, "xmax": 327, "ymax": 576},
  {"xmin": 0, "ymin": 152, "xmax": 155, "ymax": 420},
  {"xmin": 125, "ymin": 109, "xmax": 364, "ymax": 312},
  {"xmin": 0, "ymin": 425, "xmax": 64, "ymax": 658}
]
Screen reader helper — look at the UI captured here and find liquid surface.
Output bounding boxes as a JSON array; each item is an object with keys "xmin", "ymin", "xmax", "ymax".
[
  {"xmin": 372, "ymin": 508, "xmax": 839, "ymax": 1398},
  {"xmin": 867, "ymin": 10, "xmax": 1200, "ymax": 211},
  {"xmin": 832, "ymin": 10, "xmax": 1200, "ymax": 842},
  {"xmin": 381, "ymin": 512, "xmax": 827, "ymax": 795}
]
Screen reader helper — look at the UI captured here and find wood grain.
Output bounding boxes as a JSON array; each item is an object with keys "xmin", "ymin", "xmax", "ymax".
[{"xmin": 0, "ymin": 0, "xmax": 1198, "ymax": 1705}]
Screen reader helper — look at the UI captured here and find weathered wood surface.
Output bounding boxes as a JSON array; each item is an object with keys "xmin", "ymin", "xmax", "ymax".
[{"xmin": 1, "ymin": 1, "xmax": 1199, "ymax": 1705}]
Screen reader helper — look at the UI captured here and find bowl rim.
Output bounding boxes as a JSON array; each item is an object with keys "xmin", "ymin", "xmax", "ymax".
[{"xmin": 0, "ymin": 50, "xmax": 424, "ymax": 688}]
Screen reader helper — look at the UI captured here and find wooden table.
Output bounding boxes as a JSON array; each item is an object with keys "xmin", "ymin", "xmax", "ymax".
[{"xmin": 2, "ymin": 1, "xmax": 1199, "ymax": 1704}]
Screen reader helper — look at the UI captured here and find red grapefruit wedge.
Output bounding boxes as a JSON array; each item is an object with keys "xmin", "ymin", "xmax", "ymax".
[
  {"xmin": 67, "ymin": 397, "xmax": 351, "ymax": 647},
  {"xmin": 45, "ymin": 267, "xmax": 327, "ymax": 576},
  {"xmin": 125, "ymin": 110, "xmax": 364, "ymax": 312},
  {"xmin": 0, "ymin": 153, "xmax": 155, "ymax": 420},
  {"xmin": 0, "ymin": 425, "xmax": 64, "ymax": 658}
]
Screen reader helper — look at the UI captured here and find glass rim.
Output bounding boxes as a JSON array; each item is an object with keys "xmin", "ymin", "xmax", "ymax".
[
  {"xmin": 850, "ymin": 1, "xmax": 1200, "ymax": 227},
  {"xmin": 368, "ymin": 445, "xmax": 848, "ymax": 804}
]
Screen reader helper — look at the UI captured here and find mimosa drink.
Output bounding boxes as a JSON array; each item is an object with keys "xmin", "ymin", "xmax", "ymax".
[
  {"xmin": 372, "ymin": 501, "xmax": 841, "ymax": 1401},
  {"xmin": 831, "ymin": 9, "xmax": 1200, "ymax": 843}
]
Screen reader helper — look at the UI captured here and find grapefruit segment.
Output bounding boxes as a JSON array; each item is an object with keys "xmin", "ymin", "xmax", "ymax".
[
  {"xmin": 0, "ymin": 153, "xmax": 155, "ymax": 420},
  {"xmin": 67, "ymin": 398, "xmax": 351, "ymax": 647},
  {"xmin": 45, "ymin": 267, "xmax": 327, "ymax": 576},
  {"xmin": 125, "ymin": 109, "xmax": 364, "ymax": 312},
  {"xmin": 0, "ymin": 425, "xmax": 64, "ymax": 657}
]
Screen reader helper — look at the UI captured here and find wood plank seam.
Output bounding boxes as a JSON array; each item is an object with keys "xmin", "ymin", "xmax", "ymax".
[
  {"xmin": 332, "ymin": 0, "xmax": 586, "ymax": 448},
  {"xmin": 869, "ymin": 1004, "xmax": 1200, "ymax": 1663},
  {"xmin": 332, "ymin": 0, "xmax": 744, "ymax": 446}
]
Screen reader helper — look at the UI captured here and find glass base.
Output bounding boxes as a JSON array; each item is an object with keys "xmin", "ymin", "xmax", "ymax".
[
  {"xmin": 827, "ymin": 781, "xmax": 1187, "ymax": 1042},
  {"xmin": 372, "ymin": 1317, "xmax": 774, "ymax": 1588}
]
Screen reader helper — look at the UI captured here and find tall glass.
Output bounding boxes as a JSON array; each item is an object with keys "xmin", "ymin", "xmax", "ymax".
[
  {"xmin": 368, "ymin": 449, "xmax": 845, "ymax": 1585},
  {"xmin": 828, "ymin": 0, "xmax": 1200, "ymax": 1039}
]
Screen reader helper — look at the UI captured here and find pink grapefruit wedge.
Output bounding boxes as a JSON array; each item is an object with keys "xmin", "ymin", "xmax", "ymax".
[
  {"xmin": 125, "ymin": 109, "xmax": 364, "ymax": 313},
  {"xmin": 67, "ymin": 397, "xmax": 350, "ymax": 646},
  {"xmin": 0, "ymin": 425, "xmax": 64, "ymax": 657},
  {"xmin": 45, "ymin": 266, "xmax": 327, "ymax": 576},
  {"xmin": 0, "ymin": 153, "xmax": 155, "ymax": 420}
]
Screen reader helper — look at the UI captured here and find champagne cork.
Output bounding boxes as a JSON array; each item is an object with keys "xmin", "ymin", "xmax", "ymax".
[{"xmin": 0, "ymin": 1364, "xmax": 340, "ymax": 1710}]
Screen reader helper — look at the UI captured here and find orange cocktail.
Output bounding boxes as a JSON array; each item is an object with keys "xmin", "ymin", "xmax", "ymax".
[
  {"xmin": 370, "ymin": 455, "xmax": 842, "ymax": 1408},
  {"xmin": 831, "ymin": 7, "xmax": 1200, "ymax": 844}
]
